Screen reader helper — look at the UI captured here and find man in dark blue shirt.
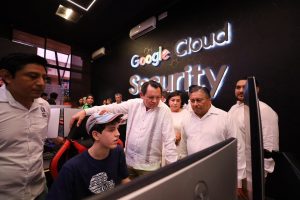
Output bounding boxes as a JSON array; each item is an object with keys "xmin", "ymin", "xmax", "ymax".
[{"xmin": 47, "ymin": 112, "xmax": 130, "ymax": 200}]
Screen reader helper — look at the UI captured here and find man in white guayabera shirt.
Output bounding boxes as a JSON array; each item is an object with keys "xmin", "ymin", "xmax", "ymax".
[
  {"xmin": 180, "ymin": 86, "xmax": 235, "ymax": 156},
  {"xmin": 228, "ymin": 77, "xmax": 279, "ymax": 200},
  {"xmin": 0, "ymin": 53, "xmax": 50, "ymax": 200},
  {"xmin": 71, "ymin": 80, "xmax": 177, "ymax": 178}
]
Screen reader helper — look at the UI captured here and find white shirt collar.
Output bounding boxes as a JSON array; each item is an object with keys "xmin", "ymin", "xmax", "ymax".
[
  {"xmin": 0, "ymin": 84, "xmax": 44, "ymax": 110},
  {"xmin": 191, "ymin": 104, "xmax": 219, "ymax": 119}
]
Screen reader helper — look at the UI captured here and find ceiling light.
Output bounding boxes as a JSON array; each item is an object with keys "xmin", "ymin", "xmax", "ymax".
[
  {"xmin": 67, "ymin": 0, "xmax": 97, "ymax": 11},
  {"xmin": 64, "ymin": 7, "xmax": 73, "ymax": 19},
  {"xmin": 56, "ymin": 5, "xmax": 82, "ymax": 23}
]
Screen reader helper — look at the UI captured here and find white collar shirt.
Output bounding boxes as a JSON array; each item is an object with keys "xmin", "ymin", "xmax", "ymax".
[
  {"xmin": 85, "ymin": 98, "xmax": 177, "ymax": 170},
  {"xmin": 228, "ymin": 101, "xmax": 279, "ymax": 187},
  {"xmin": 181, "ymin": 105, "xmax": 234, "ymax": 156},
  {"xmin": 112, "ymin": 102, "xmax": 128, "ymax": 124},
  {"xmin": 0, "ymin": 85, "xmax": 50, "ymax": 199}
]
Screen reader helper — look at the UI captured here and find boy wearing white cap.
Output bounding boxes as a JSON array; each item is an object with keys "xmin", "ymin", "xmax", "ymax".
[{"xmin": 47, "ymin": 112, "xmax": 130, "ymax": 200}]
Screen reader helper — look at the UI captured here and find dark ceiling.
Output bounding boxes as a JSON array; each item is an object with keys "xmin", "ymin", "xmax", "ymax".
[{"xmin": 0, "ymin": 0, "xmax": 179, "ymax": 53}]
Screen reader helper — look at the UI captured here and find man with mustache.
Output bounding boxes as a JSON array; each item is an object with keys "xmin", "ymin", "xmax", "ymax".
[
  {"xmin": 0, "ymin": 53, "xmax": 50, "ymax": 200},
  {"xmin": 180, "ymin": 86, "xmax": 235, "ymax": 156}
]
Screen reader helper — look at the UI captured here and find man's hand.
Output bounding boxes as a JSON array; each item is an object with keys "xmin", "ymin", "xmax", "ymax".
[
  {"xmin": 70, "ymin": 110, "xmax": 86, "ymax": 128},
  {"xmin": 99, "ymin": 110, "xmax": 107, "ymax": 115},
  {"xmin": 175, "ymin": 132, "xmax": 181, "ymax": 145}
]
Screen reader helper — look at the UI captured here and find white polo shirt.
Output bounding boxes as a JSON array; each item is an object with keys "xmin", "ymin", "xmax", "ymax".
[
  {"xmin": 0, "ymin": 85, "xmax": 50, "ymax": 200},
  {"xmin": 181, "ymin": 105, "xmax": 235, "ymax": 156},
  {"xmin": 85, "ymin": 98, "xmax": 178, "ymax": 170}
]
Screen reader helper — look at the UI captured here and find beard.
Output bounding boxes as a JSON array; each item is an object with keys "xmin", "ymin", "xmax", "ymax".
[{"xmin": 236, "ymin": 93, "xmax": 244, "ymax": 102}]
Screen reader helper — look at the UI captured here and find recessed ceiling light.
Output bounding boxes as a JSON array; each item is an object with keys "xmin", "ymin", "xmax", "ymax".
[
  {"xmin": 56, "ymin": 5, "xmax": 82, "ymax": 23},
  {"xmin": 67, "ymin": 0, "xmax": 97, "ymax": 11}
]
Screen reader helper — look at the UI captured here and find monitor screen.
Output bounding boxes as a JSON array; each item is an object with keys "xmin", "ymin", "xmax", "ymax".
[
  {"xmin": 244, "ymin": 76, "xmax": 265, "ymax": 200},
  {"xmin": 63, "ymin": 108, "xmax": 82, "ymax": 137},
  {"xmin": 87, "ymin": 138, "xmax": 237, "ymax": 200},
  {"xmin": 47, "ymin": 108, "xmax": 60, "ymax": 138},
  {"xmin": 46, "ymin": 107, "xmax": 82, "ymax": 138}
]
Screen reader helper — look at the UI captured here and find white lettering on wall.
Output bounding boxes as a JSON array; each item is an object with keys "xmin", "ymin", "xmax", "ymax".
[
  {"xmin": 130, "ymin": 46, "xmax": 170, "ymax": 68},
  {"xmin": 129, "ymin": 64, "xmax": 229, "ymax": 98},
  {"xmin": 128, "ymin": 22, "xmax": 232, "ymax": 98},
  {"xmin": 174, "ymin": 22, "xmax": 232, "ymax": 57}
]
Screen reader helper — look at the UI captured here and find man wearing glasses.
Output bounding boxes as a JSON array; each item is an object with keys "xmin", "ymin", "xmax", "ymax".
[
  {"xmin": 71, "ymin": 80, "xmax": 177, "ymax": 178},
  {"xmin": 180, "ymin": 86, "xmax": 235, "ymax": 156}
]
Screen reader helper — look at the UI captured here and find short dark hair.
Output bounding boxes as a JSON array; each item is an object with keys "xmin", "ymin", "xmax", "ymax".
[
  {"xmin": 86, "ymin": 94, "xmax": 94, "ymax": 100},
  {"xmin": 166, "ymin": 91, "xmax": 184, "ymax": 108},
  {"xmin": 41, "ymin": 92, "xmax": 48, "ymax": 97},
  {"xmin": 189, "ymin": 86, "xmax": 211, "ymax": 98},
  {"xmin": 50, "ymin": 92, "xmax": 58, "ymax": 99},
  {"xmin": 162, "ymin": 90, "xmax": 169, "ymax": 98},
  {"xmin": 0, "ymin": 53, "xmax": 48, "ymax": 78},
  {"xmin": 89, "ymin": 115, "xmax": 122, "ymax": 141},
  {"xmin": 141, "ymin": 80, "xmax": 162, "ymax": 95},
  {"xmin": 237, "ymin": 76, "xmax": 260, "ymax": 87},
  {"xmin": 188, "ymin": 84, "xmax": 198, "ymax": 93},
  {"xmin": 115, "ymin": 93, "xmax": 122, "ymax": 97}
]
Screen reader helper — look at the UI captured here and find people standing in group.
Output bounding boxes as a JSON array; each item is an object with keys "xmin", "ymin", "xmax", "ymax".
[
  {"xmin": 161, "ymin": 90, "xmax": 168, "ymax": 104},
  {"xmin": 106, "ymin": 97, "xmax": 112, "ymax": 105},
  {"xmin": 82, "ymin": 94, "xmax": 94, "ymax": 109},
  {"xmin": 78, "ymin": 97, "xmax": 84, "ymax": 108},
  {"xmin": 63, "ymin": 96, "xmax": 73, "ymax": 107},
  {"xmin": 0, "ymin": 53, "xmax": 50, "ymax": 199},
  {"xmin": 228, "ymin": 77, "xmax": 279, "ymax": 199},
  {"xmin": 71, "ymin": 80, "xmax": 177, "ymax": 179},
  {"xmin": 47, "ymin": 92, "xmax": 58, "ymax": 105},
  {"xmin": 113, "ymin": 92, "xmax": 127, "ymax": 145},
  {"xmin": 82, "ymin": 96, "xmax": 87, "ymax": 104},
  {"xmin": 114, "ymin": 93, "xmax": 123, "ymax": 104},
  {"xmin": 180, "ymin": 86, "xmax": 235, "ymax": 156}
]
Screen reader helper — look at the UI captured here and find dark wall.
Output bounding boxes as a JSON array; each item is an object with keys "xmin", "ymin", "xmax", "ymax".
[
  {"xmin": 91, "ymin": 0, "xmax": 299, "ymax": 156},
  {"xmin": 69, "ymin": 55, "xmax": 92, "ymax": 103},
  {"xmin": 0, "ymin": 37, "xmax": 36, "ymax": 58}
]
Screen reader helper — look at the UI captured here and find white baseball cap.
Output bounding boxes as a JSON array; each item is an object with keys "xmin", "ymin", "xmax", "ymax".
[{"xmin": 86, "ymin": 112, "xmax": 123, "ymax": 134}]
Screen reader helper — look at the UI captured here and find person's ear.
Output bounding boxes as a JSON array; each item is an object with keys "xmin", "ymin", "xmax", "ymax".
[
  {"xmin": 92, "ymin": 130, "xmax": 101, "ymax": 141},
  {"xmin": 0, "ymin": 69, "xmax": 12, "ymax": 84},
  {"xmin": 256, "ymin": 87, "xmax": 260, "ymax": 94},
  {"xmin": 140, "ymin": 92, "xmax": 144, "ymax": 98}
]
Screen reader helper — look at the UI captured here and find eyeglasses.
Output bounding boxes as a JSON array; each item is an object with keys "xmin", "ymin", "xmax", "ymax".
[{"xmin": 190, "ymin": 98, "xmax": 208, "ymax": 104}]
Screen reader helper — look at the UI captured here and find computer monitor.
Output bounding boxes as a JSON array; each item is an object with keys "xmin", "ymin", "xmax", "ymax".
[
  {"xmin": 244, "ymin": 76, "xmax": 265, "ymax": 200},
  {"xmin": 47, "ymin": 108, "xmax": 60, "ymax": 138},
  {"xmin": 46, "ymin": 106, "xmax": 82, "ymax": 138},
  {"xmin": 63, "ymin": 108, "xmax": 82, "ymax": 137},
  {"xmin": 87, "ymin": 138, "xmax": 237, "ymax": 200}
]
